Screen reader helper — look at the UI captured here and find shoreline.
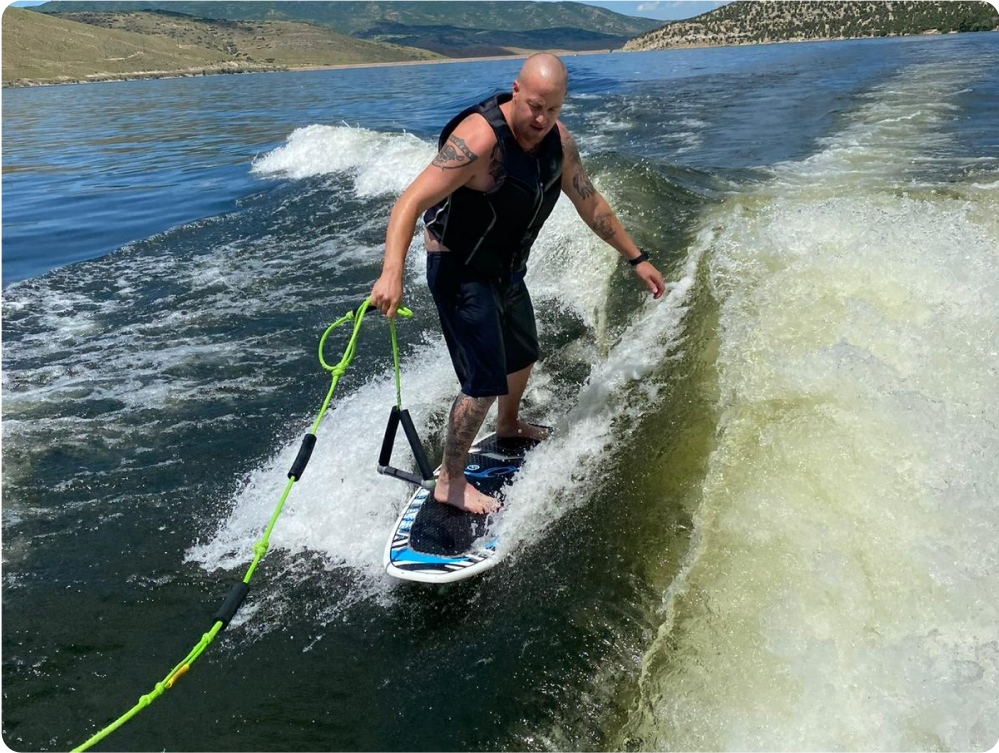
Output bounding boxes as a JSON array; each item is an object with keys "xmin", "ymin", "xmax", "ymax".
[
  {"xmin": 5, "ymin": 28, "xmax": 994, "ymax": 89},
  {"xmin": 1, "ymin": 48, "xmax": 615, "ymax": 89},
  {"xmin": 285, "ymin": 47, "xmax": 613, "ymax": 72},
  {"xmin": 3, "ymin": 64, "xmax": 282, "ymax": 89}
]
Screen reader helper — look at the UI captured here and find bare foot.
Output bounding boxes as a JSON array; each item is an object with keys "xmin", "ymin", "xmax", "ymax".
[
  {"xmin": 496, "ymin": 419, "xmax": 550, "ymax": 441},
  {"xmin": 434, "ymin": 477, "xmax": 500, "ymax": 514}
]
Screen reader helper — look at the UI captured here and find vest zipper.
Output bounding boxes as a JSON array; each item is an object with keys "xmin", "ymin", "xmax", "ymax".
[
  {"xmin": 511, "ymin": 159, "xmax": 546, "ymax": 274},
  {"xmin": 463, "ymin": 197, "xmax": 497, "ymax": 268},
  {"xmin": 527, "ymin": 158, "xmax": 544, "ymax": 229}
]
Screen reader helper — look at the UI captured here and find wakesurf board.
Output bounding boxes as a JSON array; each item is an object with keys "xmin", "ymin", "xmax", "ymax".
[{"xmin": 383, "ymin": 431, "xmax": 540, "ymax": 584}]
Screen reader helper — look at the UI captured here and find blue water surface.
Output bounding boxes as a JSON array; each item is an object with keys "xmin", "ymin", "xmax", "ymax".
[{"xmin": 7, "ymin": 34, "xmax": 995, "ymax": 284}]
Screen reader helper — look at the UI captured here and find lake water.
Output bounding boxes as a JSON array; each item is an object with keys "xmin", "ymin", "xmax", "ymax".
[{"xmin": 2, "ymin": 32, "xmax": 998, "ymax": 752}]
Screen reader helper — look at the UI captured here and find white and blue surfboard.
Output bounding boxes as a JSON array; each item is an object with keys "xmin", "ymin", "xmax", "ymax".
[{"xmin": 383, "ymin": 432, "xmax": 539, "ymax": 584}]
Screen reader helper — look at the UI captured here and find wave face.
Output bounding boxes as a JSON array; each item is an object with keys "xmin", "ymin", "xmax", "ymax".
[
  {"xmin": 3, "ymin": 33, "xmax": 998, "ymax": 753},
  {"xmin": 616, "ymin": 56, "xmax": 999, "ymax": 753}
]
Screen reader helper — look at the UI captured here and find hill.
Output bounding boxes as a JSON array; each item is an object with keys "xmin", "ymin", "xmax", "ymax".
[
  {"xmin": 35, "ymin": 1, "xmax": 662, "ymax": 54},
  {"xmin": 3, "ymin": 6, "xmax": 233, "ymax": 85},
  {"xmin": 624, "ymin": 0, "xmax": 999, "ymax": 51},
  {"xmin": 352, "ymin": 22, "xmax": 636, "ymax": 57},
  {"xmin": 54, "ymin": 10, "xmax": 443, "ymax": 66},
  {"xmin": 1, "ymin": 6, "xmax": 442, "ymax": 87}
]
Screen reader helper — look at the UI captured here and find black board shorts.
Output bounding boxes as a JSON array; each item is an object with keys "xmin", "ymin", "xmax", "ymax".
[{"xmin": 426, "ymin": 252, "xmax": 539, "ymax": 397}]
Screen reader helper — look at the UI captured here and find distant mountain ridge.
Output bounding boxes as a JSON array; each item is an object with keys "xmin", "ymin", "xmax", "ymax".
[
  {"xmin": 35, "ymin": 1, "xmax": 662, "ymax": 54},
  {"xmin": 352, "ymin": 22, "xmax": 636, "ymax": 57},
  {"xmin": 625, "ymin": 0, "xmax": 999, "ymax": 50}
]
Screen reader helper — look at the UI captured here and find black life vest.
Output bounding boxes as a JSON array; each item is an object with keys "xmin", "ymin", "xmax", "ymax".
[{"xmin": 423, "ymin": 92, "xmax": 563, "ymax": 279}]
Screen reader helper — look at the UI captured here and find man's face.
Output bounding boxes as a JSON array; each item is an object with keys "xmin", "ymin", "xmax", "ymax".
[{"xmin": 511, "ymin": 76, "xmax": 565, "ymax": 145}]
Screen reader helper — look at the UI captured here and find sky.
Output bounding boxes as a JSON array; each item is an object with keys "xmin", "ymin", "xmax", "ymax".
[
  {"xmin": 544, "ymin": 0, "xmax": 732, "ymax": 21},
  {"xmin": 576, "ymin": 1, "xmax": 730, "ymax": 21},
  {"xmin": 9, "ymin": 0, "xmax": 731, "ymax": 21}
]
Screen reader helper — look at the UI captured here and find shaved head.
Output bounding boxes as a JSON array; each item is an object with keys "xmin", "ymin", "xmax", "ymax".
[
  {"xmin": 517, "ymin": 53, "xmax": 568, "ymax": 96},
  {"xmin": 504, "ymin": 53, "xmax": 567, "ymax": 148}
]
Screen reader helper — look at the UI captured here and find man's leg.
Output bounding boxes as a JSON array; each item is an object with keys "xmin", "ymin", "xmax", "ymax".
[
  {"xmin": 496, "ymin": 363, "xmax": 547, "ymax": 440},
  {"xmin": 434, "ymin": 392, "xmax": 501, "ymax": 514}
]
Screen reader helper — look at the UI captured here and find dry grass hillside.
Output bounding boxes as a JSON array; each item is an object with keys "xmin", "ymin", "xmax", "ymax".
[
  {"xmin": 1, "ymin": 6, "xmax": 442, "ymax": 87},
  {"xmin": 3, "ymin": 6, "xmax": 236, "ymax": 85},
  {"xmin": 57, "ymin": 10, "xmax": 444, "ymax": 66}
]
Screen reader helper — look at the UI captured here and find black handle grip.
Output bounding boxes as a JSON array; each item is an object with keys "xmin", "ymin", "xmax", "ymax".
[
  {"xmin": 288, "ymin": 434, "xmax": 317, "ymax": 480},
  {"xmin": 379, "ymin": 407, "xmax": 401, "ymax": 467},
  {"xmin": 399, "ymin": 409, "xmax": 434, "ymax": 481},
  {"xmin": 213, "ymin": 582, "xmax": 250, "ymax": 630}
]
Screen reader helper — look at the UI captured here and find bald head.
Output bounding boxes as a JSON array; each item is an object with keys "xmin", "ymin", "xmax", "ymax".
[
  {"xmin": 506, "ymin": 53, "xmax": 567, "ymax": 148},
  {"xmin": 517, "ymin": 53, "xmax": 568, "ymax": 97}
]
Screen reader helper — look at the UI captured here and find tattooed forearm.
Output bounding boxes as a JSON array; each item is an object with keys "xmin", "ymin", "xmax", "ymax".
[
  {"xmin": 591, "ymin": 211, "xmax": 617, "ymax": 241},
  {"xmin": 431, "ymin": 135, "xmax": 479, "ymax": 170},
  {"xmin": 573, "ymin": 172, "xmax": 596, "ymax": 200}
]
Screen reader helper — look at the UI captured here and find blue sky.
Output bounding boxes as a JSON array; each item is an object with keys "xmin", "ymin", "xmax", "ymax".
[
  {"xmin": 576, "ymin": 1, "xmax": 730, "ymax": 21},
  {"xmin": 10, "ymin": 0, "xmax": 730, "ymax": 20}
]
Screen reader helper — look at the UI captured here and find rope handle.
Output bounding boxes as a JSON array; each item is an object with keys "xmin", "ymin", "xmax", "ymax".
[{"xmin": 318, "ymin": 298, "xmax": 411, "ymax": 412}]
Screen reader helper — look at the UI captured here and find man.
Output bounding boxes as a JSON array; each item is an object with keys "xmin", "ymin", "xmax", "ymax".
[{"xmin": 370, "ymin": 53, "xmax": 664, "ymax": 514}]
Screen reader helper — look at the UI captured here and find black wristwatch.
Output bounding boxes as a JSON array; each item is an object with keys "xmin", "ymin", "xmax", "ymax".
[{"xmin": 628, "ymin": 250, "xmax": 649, "ymax": 267}]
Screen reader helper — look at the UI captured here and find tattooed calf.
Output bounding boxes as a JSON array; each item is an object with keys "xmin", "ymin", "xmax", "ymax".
[{"xmin": 442, "ymin": 392, "xmax": 495, "ymax": 477}]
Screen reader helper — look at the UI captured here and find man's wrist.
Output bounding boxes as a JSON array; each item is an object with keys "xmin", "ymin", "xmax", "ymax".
[
  {"xmin": 380, "ymin": 261, "xmax": 405, "ymax": 279},
  {"xmin": 627, "ymin": 250, "xmax": 649, "ymax": 267}
]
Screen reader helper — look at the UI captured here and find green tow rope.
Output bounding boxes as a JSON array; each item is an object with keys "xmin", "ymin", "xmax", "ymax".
[{"xmin": 71, "ymin": 298, "xmax": 412, "ymax": 753}]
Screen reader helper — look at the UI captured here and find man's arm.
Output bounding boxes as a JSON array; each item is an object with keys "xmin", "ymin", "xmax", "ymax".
[
  {"xmin": 370, "ymin": 117, "xmax": 494, "ymax": 316},
  {"xmin": 559, "ymin": 124, "xmax": 665, "ymax": 299}
]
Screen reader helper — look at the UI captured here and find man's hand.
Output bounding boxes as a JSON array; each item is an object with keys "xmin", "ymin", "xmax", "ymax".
[
  {"xmin": 370, "ymin": 271, "xmax": 403, "ymax": 318},
  {"xmin": 634, "ymin": 261, "xmax": 665, "ymax": 300}
]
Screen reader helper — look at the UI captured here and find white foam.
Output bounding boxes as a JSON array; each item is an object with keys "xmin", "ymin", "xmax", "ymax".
[
  {"xmin": 251, "ymin": 124, "xmax": 434, "ymax": 197},
  {"xmin": 498, "ymin": 238, "xmax": 703, "ymax": 556},
  {"xmin": 773, "ymin": 61, "xmax": 988, "ymax": 190},
  {"xmin": 185, "ymin": 347, "xmax": 456, "ymax": 595},
  {"xmin": 622, "ymin": 58, "xmax": 999, "ymax": 751}
]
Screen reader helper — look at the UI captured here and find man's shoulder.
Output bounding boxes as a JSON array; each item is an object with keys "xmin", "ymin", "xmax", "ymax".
[{"xmin": 448, "ymin": 112, "xmax": 498, "ymax": 154}]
